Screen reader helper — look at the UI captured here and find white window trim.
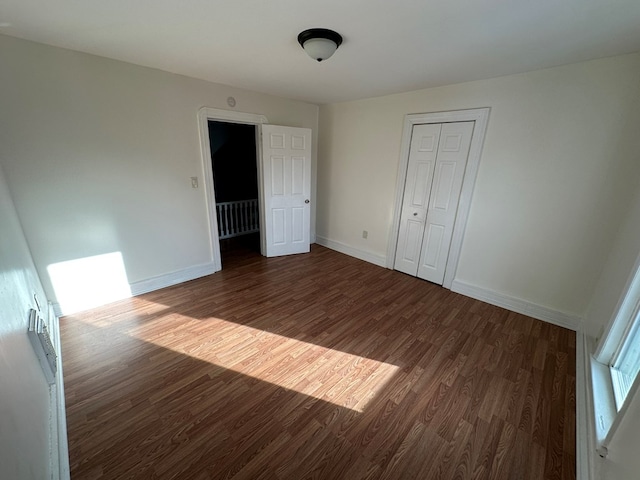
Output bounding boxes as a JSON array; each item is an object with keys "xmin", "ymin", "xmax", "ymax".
[
  {"xmin": 589, "ymin": 250, "xmax": 640, "ymax": 456},
  {"xmin": 594, "ymin": 254, "xmax": 640, "ymax": 363}
]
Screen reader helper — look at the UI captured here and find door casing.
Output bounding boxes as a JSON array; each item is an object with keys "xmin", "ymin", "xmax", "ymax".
[
  {"xmin": 387, "ymin": 108, "xmax": 490, "ymax": 289},
  {"xmin": 198, "ymin": 107, "xmax": 268, "ymax": 272}
]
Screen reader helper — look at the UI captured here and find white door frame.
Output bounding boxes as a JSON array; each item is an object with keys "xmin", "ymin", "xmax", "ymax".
[
  {"xmin": 197, "ymin": 107, "xmax": 268, "ymax": 272},
  {"xmin": 386, "ymin": 108, "xmax": 490, "ymax": 289}
]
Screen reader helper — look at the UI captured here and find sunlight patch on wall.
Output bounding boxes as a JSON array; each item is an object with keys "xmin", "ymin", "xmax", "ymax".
[
  {"xmin": 48, "ymin": 252, "xmax": 131, "ymax": 315},
  {"xmin": 123, "ymin": 307, "xmax": 400, "ymax": 413}
]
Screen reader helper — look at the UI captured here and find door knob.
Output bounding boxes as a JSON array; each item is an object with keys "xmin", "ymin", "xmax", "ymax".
[
  {"xmin": 413, "ymin": 212, "xmax": 418, "ymax": 216},
  {"xmin": 305, "ymin": 199, "xmax": 310, "ymax": 204}
]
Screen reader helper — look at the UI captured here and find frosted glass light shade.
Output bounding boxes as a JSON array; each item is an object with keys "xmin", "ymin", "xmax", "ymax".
[
  {"xmin": 297, "ymin": 28, "xmax": 343, "ymax": 63},
  {"xmin": 302, "ymin": 38, "xmax": 338, "ymax": 62}
]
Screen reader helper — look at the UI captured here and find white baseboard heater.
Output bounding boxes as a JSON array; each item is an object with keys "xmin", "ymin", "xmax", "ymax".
[{"xmin": 27, "ymin": 308, "xmax": 57, "ymax": 384}]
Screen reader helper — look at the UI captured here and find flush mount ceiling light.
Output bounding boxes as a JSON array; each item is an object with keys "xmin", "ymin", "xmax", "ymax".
[{"xmin": 297, "ymin": 28, "xmax": 343, "ymax": 62}]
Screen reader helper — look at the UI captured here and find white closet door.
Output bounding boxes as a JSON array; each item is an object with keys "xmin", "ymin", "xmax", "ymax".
[
  {"xmin": 261, "ymin": 125, "xmax": 312, "ymax": 257},
  {"xmin": 394, "ymin": 124, "xmax": 442, "ymax": 276},
  {"xmin": 417, "ymin": 121, "xmax": 474, "ymax": 283}
]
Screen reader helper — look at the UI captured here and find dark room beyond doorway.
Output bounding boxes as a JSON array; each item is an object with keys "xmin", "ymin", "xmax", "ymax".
[{"xmin": 208, "ymin": 120, "xmax": 260, "ymax": 265}]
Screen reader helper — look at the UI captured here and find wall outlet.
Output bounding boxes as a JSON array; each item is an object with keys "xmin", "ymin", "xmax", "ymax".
[{"xmin": 362, "ymin": 230, "xmax": 368, "ymax": 239}]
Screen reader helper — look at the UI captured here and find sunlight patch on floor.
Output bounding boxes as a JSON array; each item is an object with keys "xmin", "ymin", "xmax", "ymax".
[{"xmin": 117, "ymin": 301, "xmax": 400, "ymax": 413}]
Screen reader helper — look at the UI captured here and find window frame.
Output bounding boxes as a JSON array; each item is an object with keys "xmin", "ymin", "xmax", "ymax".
[
  {"xmin": 591, "ymin": 253, "xmax": 640, "ymax": 454},
  {"xmin": 610, "ymin": 301, "xmax": 640, "ymax": 409}
]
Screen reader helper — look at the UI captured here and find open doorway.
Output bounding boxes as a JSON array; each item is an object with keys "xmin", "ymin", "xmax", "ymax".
[
  {"xmin": 208, "ymin": 120, "xmax": 260, "ymax": 266},
  {"xmin": 198, "ymin": 107, "xmax": 312, "ymax": 272}
]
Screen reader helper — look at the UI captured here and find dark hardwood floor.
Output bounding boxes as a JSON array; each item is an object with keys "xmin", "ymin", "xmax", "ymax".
[{"xmin": 61, "ymin": 244, "xmax": 576, "ymax": 479}]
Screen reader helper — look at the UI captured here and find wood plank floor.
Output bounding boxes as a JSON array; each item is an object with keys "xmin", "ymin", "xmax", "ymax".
[{"xmin": 61, "ymin": 245, "xmax": 576, "ymax": 480}]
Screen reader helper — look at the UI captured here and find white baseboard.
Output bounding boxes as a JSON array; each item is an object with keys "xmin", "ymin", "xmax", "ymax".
[
  {"xmin": 312, "ymin": 240, "xmax": 584, "ymax": 331},
  {"xmin": 315, "ymin": 236, "xmax": 387, "ymax": 268},
  {"xmin": 129, "ymin": 262, "xmax": 216, "ymax": 296},
  {"xmin": 52, "ymin": 262, "xmax": 217, "ymax": 317},
  {"xmin": 450, "ymin": 280, "xmax": 583, "ymax": 331},
  {"xmin": 49, "ymin": 310, "xmax": 70, "ymax": 479},
  {"xmin": 51, "ymin": 303, "xmax": 63, "ymax": 317}
]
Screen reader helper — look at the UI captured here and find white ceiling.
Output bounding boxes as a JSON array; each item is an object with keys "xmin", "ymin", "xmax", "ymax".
[{"xmin": 1, "ymin": 0, "xmax": 640, "ymax": 104}]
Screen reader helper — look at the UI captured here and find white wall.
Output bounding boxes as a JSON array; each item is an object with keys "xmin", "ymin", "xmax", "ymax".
[
  {"xmin": 317, "ymin": 53, "xmax": 640, "ymax": 325},
  {"xmin": 585, "ymin": 186, "xmax": 640, "ymax": 339},
  {"xmin": 0, "ymin": 34, "xmax": 319, "ymax": 313},
  {"xmin": 0, "ymin": 166, "xmax": 53, "ymax": 479}
]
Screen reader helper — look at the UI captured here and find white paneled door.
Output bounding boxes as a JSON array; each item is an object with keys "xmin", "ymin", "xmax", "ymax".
[
  {"xmin": 261, "ymin": 125, "xmax": 312, "ymax": 257},
  {"xmin": 394, "ymin": 124, "xmax": 442, "ymax": 276},
  {"xmin": 395, "ymin": 122, "xmax": 474, "ymax": 284}
]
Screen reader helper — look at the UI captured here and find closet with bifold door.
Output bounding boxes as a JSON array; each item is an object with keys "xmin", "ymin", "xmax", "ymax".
[{"xmin": 394, "ymin": 121, "xmax": 474, "ymax": 284}]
